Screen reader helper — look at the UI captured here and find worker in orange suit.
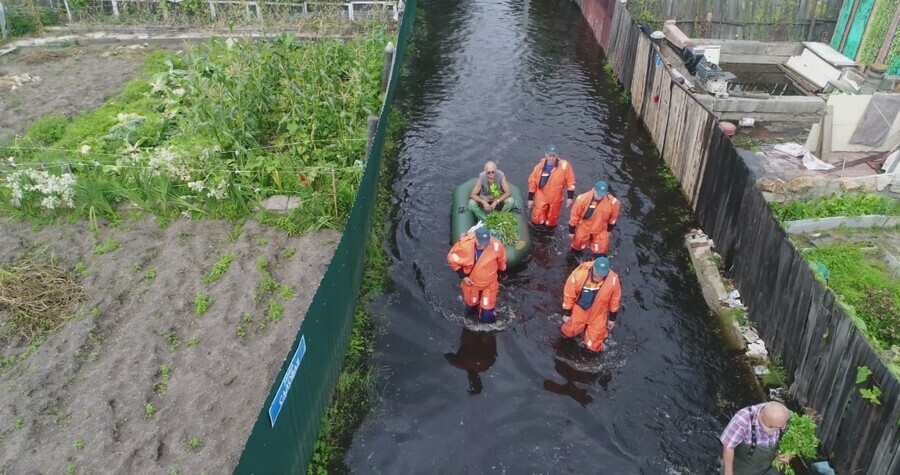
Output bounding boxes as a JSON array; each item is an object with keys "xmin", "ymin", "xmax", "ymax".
[
  {"xmin": 526, "ymin": 144, "xmax": 576, "ymax": 228},
  {"xmin": 568, "ymin": 181, "xmax": 620, "ymax": 258},
  {"xmin": 447, "ymin": 226, "xmax": 507, "ymax": 323},
  {"xmin": 561, "ymin": 257, "xmax": 621, "ymax": 353}
]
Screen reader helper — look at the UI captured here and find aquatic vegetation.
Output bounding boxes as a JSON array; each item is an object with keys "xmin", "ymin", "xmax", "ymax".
[{"xmin": 484, "ymin": 211, "xmax": 518, "ymax": 246}]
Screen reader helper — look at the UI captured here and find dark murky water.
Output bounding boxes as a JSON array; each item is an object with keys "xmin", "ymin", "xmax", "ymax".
[{"xmin": 346, "ymin": 0, "xmax": 759, "ymax": 472}]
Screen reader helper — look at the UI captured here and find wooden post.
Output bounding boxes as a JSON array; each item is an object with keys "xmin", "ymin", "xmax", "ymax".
[
  {"xmin": 111, "ymin": 0, "xmax": 119, "ymax": 17},
  {"xmin": 348, "ymin": 2, "xmax": 354, "ymax": 21},
  {"xmin": 331, "ymin": 169, "xmax": 338, "ymax": 217},
  {"xmin": 381, "ymin": 41, "xmax": 395, "ymax": 93},
  {"xmin": 0, "ymin": 1, "xmax": 7, "ymax": 40},
  {"xmin": 366, "ymin": 116, "xmax": 379, "ymax": 157},
  {"xmin": 876, "ymin": 7, "xmax": 900, "ymax": 64},
  {"xmin": 61, "ymin": 0, "xmax": 72, "ymax": 22},
  {"xmin": 807, "ymin": 0, "xmax": 819, "ymax": 42},
  {"xmin": 209, "ymin": 0, "xmax": 216, "ymax": 19},
  {"xmin": 838, "ymin": 0, "xmax": 862, "ymax": 52}
]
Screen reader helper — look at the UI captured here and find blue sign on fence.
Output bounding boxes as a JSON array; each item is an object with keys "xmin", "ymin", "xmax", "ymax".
[{"xmin": 268, "ymin": 335, "xmax": 307, "ymax": 427}]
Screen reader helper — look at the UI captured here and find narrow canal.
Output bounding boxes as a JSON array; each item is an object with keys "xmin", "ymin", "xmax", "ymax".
[{"xmin": 347, "ymin": 0, "xmax": 759, "ymax": 471}]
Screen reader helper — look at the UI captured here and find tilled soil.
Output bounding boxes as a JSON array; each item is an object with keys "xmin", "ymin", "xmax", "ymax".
[{"xmin": 0, "ymin": 216, "xmax": 338, "ymax": 473}]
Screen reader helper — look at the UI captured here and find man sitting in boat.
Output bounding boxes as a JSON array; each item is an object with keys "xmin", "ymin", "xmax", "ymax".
[
  {"xmin": 568, "ymin": 181, "xmax": 620, "ymax": 259},
  {"xmin": 526, "ymin": 144, "xmax": 576, "ymax": 229},
  {"xmin": 447, "ymin": 226, "xmax": 507, "ymax": 323},
  {"xmin": 468, "ymin": 161, "xmax": 516, "ymax": 222},
  {"xmin": 560, "ymin": 257, "xmax": 621, "ymax": 353}
]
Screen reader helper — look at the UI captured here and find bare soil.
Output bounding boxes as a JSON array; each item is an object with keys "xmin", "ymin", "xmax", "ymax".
[
  {"xmin": 0, "ymin": 43, "xmax": 338, "ymax": 473},
  {"xmin": 0, "ymin": 43, "xmax": 155, "ymax": 143},
  {"xmin": 0, "ymin": 216, "xmax": 338, "ymax": 473}
]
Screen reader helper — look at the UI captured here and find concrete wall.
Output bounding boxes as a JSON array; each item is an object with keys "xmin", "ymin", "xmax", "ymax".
[
  {"xmin": 695, "ymin": 94, "xmax": 824, "ymax": 123},
  {"xmin": 692, "ymin": 39, "xmax": 804, "ymax": 64}
]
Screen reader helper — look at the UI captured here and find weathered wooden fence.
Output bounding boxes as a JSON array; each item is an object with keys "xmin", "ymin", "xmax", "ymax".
[
  {"xmin": 628, "ymin": 0, "xmax": 844, "ymax": 42},
  {"xmin": 581, "ymin": 0, "xmax": 900, "ymax": 473}
]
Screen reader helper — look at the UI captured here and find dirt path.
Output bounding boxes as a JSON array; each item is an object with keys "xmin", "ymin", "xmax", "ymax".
[
  {"xmin": 0, "ymin": 216, "xmax": 338, "ymax": 473},
  {"xmin": 0, "ymin": 44, "xmax": 155, "ymax": 143}
]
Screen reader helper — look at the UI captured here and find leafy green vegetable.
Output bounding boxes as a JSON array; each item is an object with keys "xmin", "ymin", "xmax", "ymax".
[
  {"xmin": 483, "ymin": 211, "xmax": 518, "ymax": 246},
  {"xmin": 856, "ymin": 366, "xmax": 873, "ymax": 384},
  {"xmin": 774, "ymin": 413, "xmax": 820, "ymax": 475}
]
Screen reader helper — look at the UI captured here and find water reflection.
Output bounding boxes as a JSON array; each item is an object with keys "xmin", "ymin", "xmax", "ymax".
[
  {"xmin": 444, "ymin": 328, "xmax": 498, "ymax": 395},
  {"xmin": 543, "ymin": 336, "xmax": 615, "ymax": 405}
]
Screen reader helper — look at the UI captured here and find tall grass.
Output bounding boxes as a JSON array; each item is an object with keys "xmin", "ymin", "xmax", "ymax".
[
  {"xmin": 772, "ymin": 193, "xmax": 900, "ymax": 222},
  {"xmin": 1, "ymin": 29, "xmax": 389, "ymax": 232}
]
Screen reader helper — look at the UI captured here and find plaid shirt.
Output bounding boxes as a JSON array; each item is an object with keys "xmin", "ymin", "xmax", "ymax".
[{"xmin": 720, "ymin": 403, "xmax": 781, "ymax": 449}]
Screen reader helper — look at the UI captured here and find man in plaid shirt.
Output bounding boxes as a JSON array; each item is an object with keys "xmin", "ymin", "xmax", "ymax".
[{"xmin": 720, "ymin": 401, "xmax": 793, "ymax": 474}]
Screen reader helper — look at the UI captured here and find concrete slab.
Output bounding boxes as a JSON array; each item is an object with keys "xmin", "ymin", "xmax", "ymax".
[
  {"xmin": 260, "ymin": 195, "xmax": 301, "ymax": 212},
  {"xmin": 685, "ymin": 231, "xmax": 745, "ymax": 350},
  {"xmin": 784, "ymin": 216, "xmax": 900, "ymax": 234},
  {"xmin": 805, "ymin": 123, "xmax": 822, "ymax": 155},
  {"xmin": 784, "ymin": 49, "xmax": 843, "ymax": 90}
]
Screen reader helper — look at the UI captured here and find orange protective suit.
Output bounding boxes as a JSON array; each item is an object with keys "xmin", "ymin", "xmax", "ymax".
[
  {"xmin": 527, "ymin": 158, "xmax": 576, "ymax": 227},
  {"xmin": 447, "ymin": 232, "xmax": 507, "ymax": 314},
  {"xmin": 561, "ymin": 262, "xmax": 621, "ymax": 352},
  {"xmin": 568, "ymin": 191, "xmax": 620, "ymax": 256}
]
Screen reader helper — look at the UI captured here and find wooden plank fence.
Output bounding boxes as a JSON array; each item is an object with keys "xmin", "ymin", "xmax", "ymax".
[
  {"xmin": 580, "ymin": 0, "xmax": 900, "ymax": 473},
  {"xmin": 628, "ymin": 0, "xmax": 844, "ymax": 43}
]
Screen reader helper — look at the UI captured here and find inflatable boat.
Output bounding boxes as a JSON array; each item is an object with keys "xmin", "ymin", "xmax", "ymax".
[{"xmin": 450, "ymin": 178, "xmax": 532, "ymax": 268}]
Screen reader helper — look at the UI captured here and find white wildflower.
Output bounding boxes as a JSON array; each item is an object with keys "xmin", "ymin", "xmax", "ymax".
[
  {"xmin": 187, "ymin": 180, "xmax": 205, "ymax": 192},
  {"xmin": 80, "ymin": 145, "xmax": 92, "ymax": 154},
  {"xmin": 5, "ymin": 170, "xmax": 76, "ymax": 209},
  {"xmin": 6, "ymin": 157, "xmax": 15, "ymax": 167},
  {"xmin": 206, "ymin": 180, "xmax": 228, "ymax": 200}
]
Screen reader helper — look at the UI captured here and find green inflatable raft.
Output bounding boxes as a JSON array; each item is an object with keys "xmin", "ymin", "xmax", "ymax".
[{"xmin": 450, "ymin": 178, "xmax": 533, "ymax": 268}]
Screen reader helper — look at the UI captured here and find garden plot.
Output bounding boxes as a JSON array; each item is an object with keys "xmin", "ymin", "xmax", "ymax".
[
  {"xmin": 791, "ymin": 227, "xmax": 900, "ymax": 371},
  {"xmin": 0, "ymin": 216, "xmax": 339, "ymax": 473},
  {"xmin": 0, "ymin": 44, "xmax": 156, "ymax": 143}
]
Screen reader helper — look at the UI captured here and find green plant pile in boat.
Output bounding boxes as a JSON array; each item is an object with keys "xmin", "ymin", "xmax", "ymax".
[
  {"xmin": 483, "ymin": 211, "xmax": 518, "ymax": 246},
  {"xmin": 1, "ymin": 29, "xmax": 388, "ymax": 234},
  {"xmin": 773, "ymin": 412, "xmax": 820, "ymax": 475}
]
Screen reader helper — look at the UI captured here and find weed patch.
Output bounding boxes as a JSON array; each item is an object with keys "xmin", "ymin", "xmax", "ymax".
[
  {"xmin": 1, "ymin": 31, "xmax": 390, "ymax": 236},
  {"xmin": 803, "ymin": 243, "xmax": 900, "ymax": 369},
  {"xmin": 194, "ymin": 293, "xmax": 213, "ymax": 317},
  {"xmin": 202, "ymin": 252, "xmax": 236, "ymax": 284},
  {"xmin": 772, "ymin": 194, "xmax": 900, "ymax": 222}
]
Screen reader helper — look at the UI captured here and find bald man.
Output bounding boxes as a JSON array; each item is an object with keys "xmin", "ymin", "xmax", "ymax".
[
  {"xmin": 720, "ymin": 401, "xmax": 793, "ymax": 474},
  {"xmin": 468, "ymin": 161, "xmax": 515, "ymax": 222}
]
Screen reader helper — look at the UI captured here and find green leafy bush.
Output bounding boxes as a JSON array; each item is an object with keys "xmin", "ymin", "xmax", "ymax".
[
  {"xmin": 1, "ymin": 30, "xmax": 388, "ymax": 235},
  {"xmin": 26, "ymin": 114, "xmax": 70, "ymax": 146},
  {"xmin": 774, "ymin": 413, "xmax": 820, "ymax": 475}
]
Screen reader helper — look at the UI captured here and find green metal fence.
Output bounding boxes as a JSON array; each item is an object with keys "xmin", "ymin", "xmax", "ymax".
[{"xmin": 233, "ymin": 3, "xmax": 416, "ymax": 472}]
